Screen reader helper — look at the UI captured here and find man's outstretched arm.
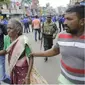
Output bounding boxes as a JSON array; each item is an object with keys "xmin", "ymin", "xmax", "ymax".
[{"xmin": 31, "ymin": 47, "xmax": 60, "ymax": 57}]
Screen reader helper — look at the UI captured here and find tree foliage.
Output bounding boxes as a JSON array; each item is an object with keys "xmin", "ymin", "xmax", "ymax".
[{"xmin": 0, "ymin": 0, "xmax": 10, "ymax": 4}]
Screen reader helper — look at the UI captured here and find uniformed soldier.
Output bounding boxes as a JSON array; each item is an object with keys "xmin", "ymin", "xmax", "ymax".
[{"xmin": 42, "ymin": 15, "xmax": 58, "ymax": 62}]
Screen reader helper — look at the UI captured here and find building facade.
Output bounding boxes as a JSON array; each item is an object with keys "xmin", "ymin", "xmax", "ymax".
[
  {"xmin": 70, "ymin": 0, "xmax": 84, "ymax": 5},
  {"xmin": 0, "ymin": 0, "xmax": 25, "ymax": 18}
]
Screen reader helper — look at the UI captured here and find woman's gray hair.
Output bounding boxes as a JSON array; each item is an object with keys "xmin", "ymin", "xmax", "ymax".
[{"xmin": 8, "ymin": 18, "xmax": 23, "ymax": 35}]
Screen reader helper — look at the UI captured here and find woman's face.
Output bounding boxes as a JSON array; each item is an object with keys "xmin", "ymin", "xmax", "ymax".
[{"xmin": 7, "ymin": 24, "xmax": 18, "ymax": 38}]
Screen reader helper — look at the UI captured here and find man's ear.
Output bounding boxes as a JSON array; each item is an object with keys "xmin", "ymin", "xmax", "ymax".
[
  {"xmin": 17, "ymin": 30, "xmax": 20, "ymax": 34},
  {"xmin": 80, "ymin": 18, "xmax": 85, "ymax": 26}
]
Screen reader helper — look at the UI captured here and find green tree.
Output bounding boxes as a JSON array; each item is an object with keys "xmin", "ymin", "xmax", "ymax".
[
  {"xmin": 0, "ymin": 0, "xmax": 10, "ymax": 4},
  {"xmin": 0, "ymin": 0, "xmax": 10, "ymax": 10}
]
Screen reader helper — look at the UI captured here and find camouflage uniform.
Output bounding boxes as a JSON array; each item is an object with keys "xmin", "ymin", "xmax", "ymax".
[{"xmin": 42, "ymin": 21, "xmax": 57, "ymax": 61}]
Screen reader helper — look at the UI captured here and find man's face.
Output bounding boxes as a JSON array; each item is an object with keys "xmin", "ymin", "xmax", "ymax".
[
  {"xmin": 64, "ymin": 12, "xmax": 80, "ymax": 35},
  {"xmin": 47, "ymin": 17, "xmax": 51, "ymax": 22}
]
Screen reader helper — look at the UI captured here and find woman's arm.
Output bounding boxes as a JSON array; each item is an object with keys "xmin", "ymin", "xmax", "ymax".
[
  {"xmin": 27, "ymin": 56, "xmax": 33, "ymax": 77},
  {"xmin": 25, "ymin": 55, "xmax": 33, "ymax": 84},
  {"xmin": 24, "ymin": 45, "xmax": 33, "ymax": 84}
]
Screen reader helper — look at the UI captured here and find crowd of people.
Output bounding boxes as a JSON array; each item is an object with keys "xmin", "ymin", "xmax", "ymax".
[{"xmin": 0, "ymin": 4, "xmax": 84, "ymax": 84}]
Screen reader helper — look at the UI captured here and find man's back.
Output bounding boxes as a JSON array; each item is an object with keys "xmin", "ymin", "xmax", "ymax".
[{"xmin": 32, "ymin": 19, "xmax": 40, "ymax": 29}]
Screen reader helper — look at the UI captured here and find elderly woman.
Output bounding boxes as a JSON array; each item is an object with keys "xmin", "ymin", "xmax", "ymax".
[
  {"xmin": 0, "ymin": 18, "xmax": 33, "ymax": 84},
  {"xmin": 0, "ymin": 18, "xmax": 48, "ymax": 84}
]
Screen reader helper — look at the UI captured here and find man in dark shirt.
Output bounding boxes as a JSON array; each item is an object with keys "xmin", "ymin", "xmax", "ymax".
[
  {"xmin": 0, "ymin": 23, "xmax": 7, "ymax": 50},
  {"xmin": 0, "ymin": 23, "xmax": 10, "ymax": 84}
]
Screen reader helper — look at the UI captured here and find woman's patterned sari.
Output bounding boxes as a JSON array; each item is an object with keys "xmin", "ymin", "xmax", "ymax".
[{"xmin": 5, "ymin": 35, "xmax": 48, "ymax": 84}]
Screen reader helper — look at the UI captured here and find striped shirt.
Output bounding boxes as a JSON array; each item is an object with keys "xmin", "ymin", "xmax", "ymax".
[{"xmin": 54, "ymin": 31, "xmax": 85, "ymax": 84}]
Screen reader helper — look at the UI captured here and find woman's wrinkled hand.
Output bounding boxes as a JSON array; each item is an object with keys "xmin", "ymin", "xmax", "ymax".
[
  {"xmin": 25, "ymin": 78, "xmax": 30, "ymax": 84},
  {"xmin": 23, "ymin": 77, "xmax": 30, "ymax": 84}
]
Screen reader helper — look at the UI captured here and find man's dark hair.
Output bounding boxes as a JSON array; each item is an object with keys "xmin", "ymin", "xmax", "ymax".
[
  {"xmin": 35, "ymin": 15, "xmax": 38, "ymax": 18},
  {"xmin": 47, "ymin": 15, "xmax": 51, "ymax": 18},
  {"xmin": 66, "ymin": 5, "xmax": 85, "ymax": 19}
]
